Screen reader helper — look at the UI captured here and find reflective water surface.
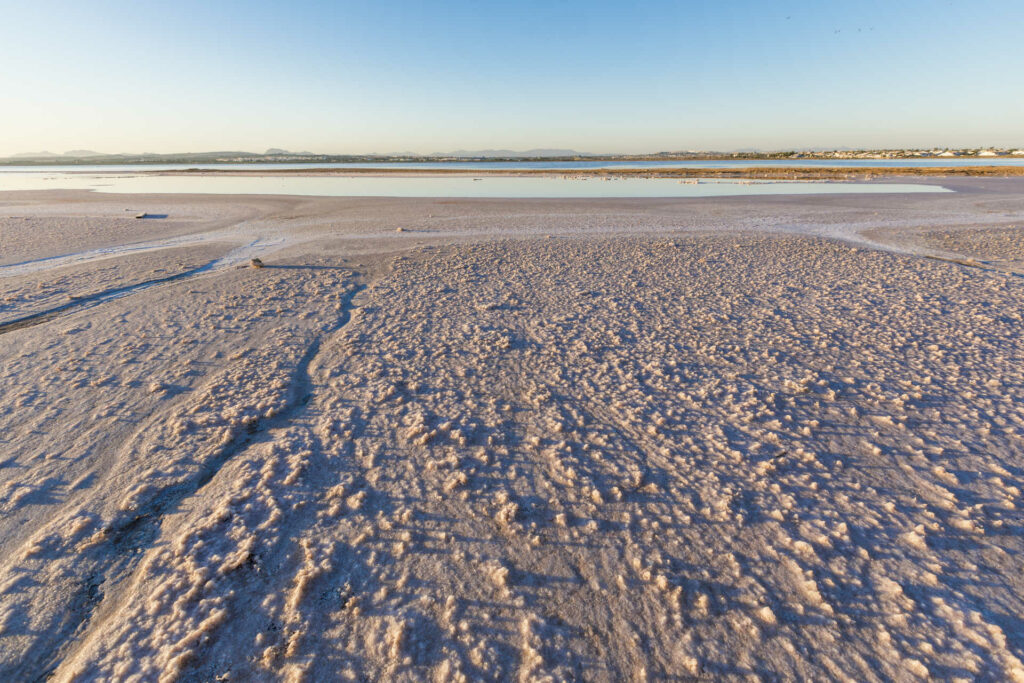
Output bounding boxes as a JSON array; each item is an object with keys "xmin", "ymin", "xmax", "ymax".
[{"xmin": 0, "ymin": 172, "xmax": 951, "ymax": 199}]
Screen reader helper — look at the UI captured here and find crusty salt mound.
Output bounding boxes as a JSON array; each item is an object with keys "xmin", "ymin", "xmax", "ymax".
[{"xmin": 1, "ymin": 209, "xmax": 1023, "ymax": 680}]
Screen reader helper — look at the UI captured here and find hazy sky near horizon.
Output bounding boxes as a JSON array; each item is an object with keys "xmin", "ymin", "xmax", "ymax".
[{"xmin": 1, "ymin": 0, "xmax": 1022, "ymax": 156}]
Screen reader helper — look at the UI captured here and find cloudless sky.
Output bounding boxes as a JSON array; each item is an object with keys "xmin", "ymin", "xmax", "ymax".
[{"xmin": 1, "ymin": 0, "xmax": 1022, "ymax": 155}]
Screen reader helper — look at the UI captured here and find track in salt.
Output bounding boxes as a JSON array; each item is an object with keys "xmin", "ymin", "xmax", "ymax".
[
  {"xmin": 0, "ymin": 238, "xmax": 284, "ymax": 336},
  {"xmin": 26, "ymin": 281, "xmax": 365, "ymax": 681}
]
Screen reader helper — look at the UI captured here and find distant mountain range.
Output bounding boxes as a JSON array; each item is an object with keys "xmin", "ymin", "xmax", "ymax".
[
  {"xmin": 11, "ymin": 149, "xmax": 106, "ymax": 158},
  {"xmin": 260, "ymin": 147, "xmax": 588, "ymax": 157},
  {"xmin": 429, "ymin": 148, "xmax": 586, "ymax": 158},
  {"xmin": 5, "ymin": 148, "xmax": 590, "ymax": 161},
  {"xmin": 263, "ymin": 148, "xmax": 588, "ymax": 158},
  {"xmin": 264, "ymin": 148, "xmax": 317, "ymax": 156}
]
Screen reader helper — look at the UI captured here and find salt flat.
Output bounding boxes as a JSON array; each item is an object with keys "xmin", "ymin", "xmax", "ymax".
[{"xmin": 1, "ymin": 181, "xmax": 1023, "ymax": 681}]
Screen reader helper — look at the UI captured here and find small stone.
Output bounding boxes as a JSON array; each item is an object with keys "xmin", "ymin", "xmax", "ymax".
[{"xmin": 250, "ymin": 258, "xmax": 264, "ymax": 268}]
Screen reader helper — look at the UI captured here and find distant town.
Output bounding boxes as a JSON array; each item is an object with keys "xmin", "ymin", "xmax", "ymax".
[{"xmin": 1, "ymin": 147, "xmax": 1023, "ymax": 166}]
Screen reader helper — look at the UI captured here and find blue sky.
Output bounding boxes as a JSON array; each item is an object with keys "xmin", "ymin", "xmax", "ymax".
[{"xmin": 1, "ymin": 0, "xmax": 1022, "ymax": 155}]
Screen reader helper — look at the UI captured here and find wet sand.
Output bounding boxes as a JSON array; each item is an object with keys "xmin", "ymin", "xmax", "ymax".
[{"xmin": 1, "ymin": 180, "xmax": 1024, "ymax": 680}]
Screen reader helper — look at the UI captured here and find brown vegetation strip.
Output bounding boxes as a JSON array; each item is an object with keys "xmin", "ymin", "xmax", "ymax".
[{"xmin": 149, "ymin": 165, "xmax": 1024, "ymax": 180}]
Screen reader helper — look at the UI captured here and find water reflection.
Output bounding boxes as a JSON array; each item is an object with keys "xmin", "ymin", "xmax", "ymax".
[{"xmin": 0, "ymin": 172, "xmax": 951, "ymax": 199}]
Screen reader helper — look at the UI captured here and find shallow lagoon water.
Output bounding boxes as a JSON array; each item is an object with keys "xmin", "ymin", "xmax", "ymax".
[{"xmin": 0, "ymin": 172, "xmax": 950, "ymax": 198}]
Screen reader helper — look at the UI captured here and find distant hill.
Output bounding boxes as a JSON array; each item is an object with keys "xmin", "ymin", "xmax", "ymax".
[
  {"xmin": 265, "ymin": 148, "xmax": 318, "ymax": 156},
  {"xmin": 4, "ymin": 147, "xmax": 586, "ymax": 162},
  {"xmin": 430, "ymin": 149, "xmax": 587, "ymax": 158}
]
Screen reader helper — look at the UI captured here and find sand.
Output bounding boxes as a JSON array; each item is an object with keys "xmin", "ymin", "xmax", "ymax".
[{"xmin": 1, "ymin": 180, "xmax": 1024, "ymax": 680}]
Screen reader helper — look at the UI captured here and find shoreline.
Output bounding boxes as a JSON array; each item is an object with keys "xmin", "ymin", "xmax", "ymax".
[
  {"xmin": 3, "ymin": 178, "xmax": 1023, "ymax": 275},
  {"xmin": 135, "ymin": 165, "xmax": 1024, "ymax": 180}
]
